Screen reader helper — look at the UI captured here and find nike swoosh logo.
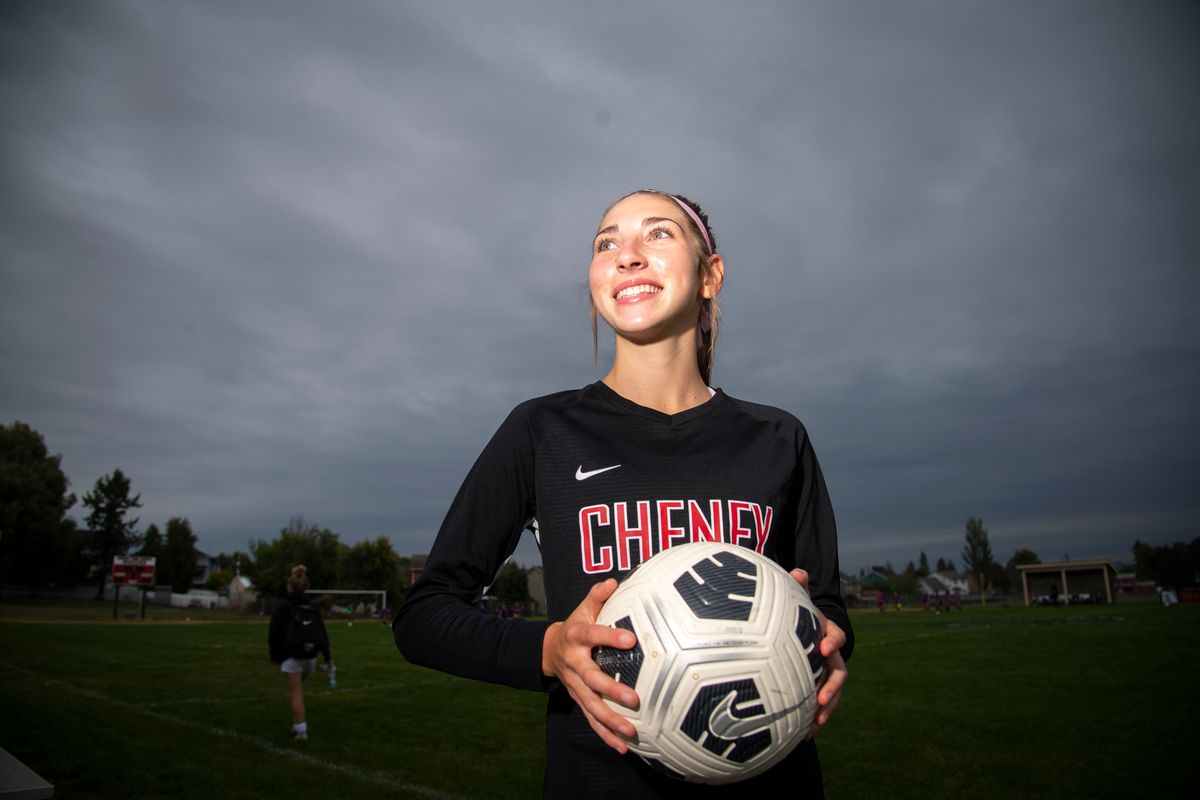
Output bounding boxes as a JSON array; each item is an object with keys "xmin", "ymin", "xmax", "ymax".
[
  {"xmin": 708, "ymin": 691, "xmax": 802, "ymax": 740},
  {"xmin": 575, "ymin": 464, "xmax": 621, "ymax": 481}
]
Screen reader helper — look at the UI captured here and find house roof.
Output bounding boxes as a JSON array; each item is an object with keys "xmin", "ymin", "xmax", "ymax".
[{"xmin": 1017, "ymin": 559, "xmax": 1116, "ymax": 574}]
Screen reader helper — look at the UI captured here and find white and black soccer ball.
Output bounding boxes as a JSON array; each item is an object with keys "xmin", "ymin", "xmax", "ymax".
[{"xmin": 593, "ymin": 541, "xmax": 826, "ymax": 784}]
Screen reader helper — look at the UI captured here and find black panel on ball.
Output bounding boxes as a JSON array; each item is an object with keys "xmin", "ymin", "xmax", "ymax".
[
  {"xmin": 672, "ymin": 550, "xmax": 757, "ymax": 621},
  {"xmin": 593, "ymin": 616, "xmax": 644, "ymax": 687}
]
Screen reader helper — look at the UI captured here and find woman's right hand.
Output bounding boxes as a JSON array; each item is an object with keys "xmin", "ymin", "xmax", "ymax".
[{"xmin": 541, "ymin": 579, "xmax": 640, "ymax": 753}]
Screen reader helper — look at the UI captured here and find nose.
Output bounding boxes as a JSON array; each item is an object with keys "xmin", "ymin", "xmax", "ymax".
[{"xmin": 617, "ymin": 237, "xmax": 645, "ymax": 271}]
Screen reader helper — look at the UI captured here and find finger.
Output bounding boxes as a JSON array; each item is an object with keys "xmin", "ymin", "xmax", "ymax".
[
  {"xmin": 570, "ymin": 616, "xmax": 637, "ymax": 648},
  {"xmin": 814, "ymin": 688, "xmax": 842, "ymax": 728},
  {"xmin": 789, "ymin": 568, "xmax": 810, "ymax": 592},
  {"xmin": 568, "ymin": 676, "xmax": 638, "ymax": 739},
  {"xmin": 581, "ymin": 578, "xmax": 620, "ymax": 616},
  {"xmin": 819, "ymin": 620, "xmax": 847, "ymax": 657},
  {"xmin": 580, "ymin": 662, "xmax": 640, "ymax": 710},
  {"xmin": 578, "ymin": 702, "xmax": 632, "ymax": 754},
  {"xmin": 817, "ymin": 653, "xmax": 848, "ymax": 707}
]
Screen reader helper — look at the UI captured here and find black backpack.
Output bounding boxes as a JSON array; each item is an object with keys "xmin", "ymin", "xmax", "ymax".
[{"xmin": 285, "ymin": 602, "xmax": 322, "ymax": 659}]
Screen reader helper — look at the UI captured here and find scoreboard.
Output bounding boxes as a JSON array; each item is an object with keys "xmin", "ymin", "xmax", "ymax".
[{"xmin": 112, "ymin": 556, "xmax": 156, "ymax": 587}]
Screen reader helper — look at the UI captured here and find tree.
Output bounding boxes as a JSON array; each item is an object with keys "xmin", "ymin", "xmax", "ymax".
[
  {"xmin": 139, "ymin": 524, "xmax": 162, "ymax": 559},
  {"xmin": 961, "ymin": 517, "xmax": 997, "ymax": 605},
  {"xmin": 213, "ymin": 550, "xmax": 252, "ymax": 575},
  {"xmin": 82, "ymin": 469, "xmax": 142, "ymax": 598},
  {"xmin": 1132, "ymin": 539, "xmax": 1156, "ymax": 580},
  {"xmin": 341, "ymin": 536, "xmax": 403, "ymax": 600},
  {"xmin": 1006, "ymin": 547, "xmax": 1040, "ymax": 595},
  {"xmin": 893, "ymin": 562, "xmax": 919, "ymax": 597},
  {"xmin": 160, "ymin": 517, "xmax": 198, "ymax": 593},
  {"xmin": 0, "ymin": 421, "xmax": 78, "ymax": 588},
  {"xmin": 918, "ymin": 551, "xmax": 930, "ymax": 577},
  {"xmin": 52, "ymin": 520, "xmax": 91, "ymax": 587},
  {"xmin": 206, "ymin": 569, "xmax": 235, "ymax": 592},
  {"xmin": 492, "ymin": 561, "xmax": 530, "ymax": 604},
  {"xmin": 250, "ymin": 517, "xmax": 344, "ymax": 596},
  {"xmin": 1133, "ymin": 538, "xmax": 1199, "ymax": 590}
]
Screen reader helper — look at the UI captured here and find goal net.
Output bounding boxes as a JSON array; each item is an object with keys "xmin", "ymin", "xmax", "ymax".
[{"xmin": 308, "ymin": 589, "xmax": 389, "ymax": 619}]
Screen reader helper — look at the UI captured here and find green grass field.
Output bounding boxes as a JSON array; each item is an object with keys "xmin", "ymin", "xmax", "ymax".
[{"xmin": 1, "ymin": 596, "xmax": 1197, "ymax": 798}]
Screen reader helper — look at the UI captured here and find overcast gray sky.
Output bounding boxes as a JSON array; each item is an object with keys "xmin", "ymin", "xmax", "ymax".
[{"xmin": 3, "ymin": 0, "xmax": 1197, "ymax": 575}]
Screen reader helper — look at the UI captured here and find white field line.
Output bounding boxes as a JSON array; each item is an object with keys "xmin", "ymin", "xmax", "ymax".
[{"xmin": 0, "ymin": 662, "xmax": 464, "ymax": 800}]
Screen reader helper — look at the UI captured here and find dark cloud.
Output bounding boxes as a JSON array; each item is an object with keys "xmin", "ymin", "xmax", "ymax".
[{"xmin": 2, "ymin": 1, "xmax": 1197, "ymax": 573}]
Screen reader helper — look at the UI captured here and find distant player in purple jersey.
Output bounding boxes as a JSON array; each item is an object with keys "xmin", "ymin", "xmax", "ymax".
[{"xmin": 394, "ymin": 191, "xmax": 853, "ymax": 798}]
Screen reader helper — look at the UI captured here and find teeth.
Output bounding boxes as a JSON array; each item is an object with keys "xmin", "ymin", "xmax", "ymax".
[{"xmin": 616, "ymin": 284, "xmax": 662, "ymax": 300}]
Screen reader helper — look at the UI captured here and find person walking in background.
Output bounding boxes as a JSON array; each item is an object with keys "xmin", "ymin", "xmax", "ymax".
[{"xmin": 268, "ymin": 564, "xmax": 333, "ymax": 741}]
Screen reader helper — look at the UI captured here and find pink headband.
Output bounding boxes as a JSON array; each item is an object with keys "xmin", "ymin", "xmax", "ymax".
[{"xmin": 670, "ymin": 195, "xmax": 713, "ymax": 254}]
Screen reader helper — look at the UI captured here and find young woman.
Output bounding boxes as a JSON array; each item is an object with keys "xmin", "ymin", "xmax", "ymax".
[
  {"xmin": 268, "ymin": 564, "xmax": 334, "ymax": 741},
  {"xmin": 394, "ymin": 190, "xmax": 853, "ymax": 797}
]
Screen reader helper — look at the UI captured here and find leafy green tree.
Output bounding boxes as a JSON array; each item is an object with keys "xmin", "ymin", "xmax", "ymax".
[
  {"xmin": 206, "ymin": 569, "xmax": 235, "ymax": 592},
  {"xmin": 961, "ymin": 517, "xmax": 997, "ymax": 605},
  {"xmin": 250, "ymin": 517, "xmax": 344, "ymax": 596},
  {"xmin": 989, "ymin": 562, "xmax": 1010, "ymax": 594},
  {"xmin": 1006, "ymin": 547, "xmax": 1040, "ymax": 595},
  {"xmin": 0, "ymin": 421, "xmax": 77, "ymax": 588},
  {"xmin": 1132, "ymin": 539, "xmax": 1156, "ymax": 580},
  {"xmin": 82, "ymin": 469, "xmax": 142, "ymax": 598},
  {"xmin": 918, "ymin": 551, "xmax": 930, "ymax": 577},
  {"xmin": 214, "ymin": 550, "xmax": 252, "ymax": 575},
  {"xmin": 342, "ymin": 536, "xmax": 403, "ymax": 599},
  {"xmin": 160, "ymin": 517, "xmax": 198, "ymax": 592},
  {"xmin": 139, "ymin": 524, "xmax": 162, "ymax": 558},
  {"xmin": 52, "ymin": 520, "xmax": 91, "ymax": 587},
  {"xmin": 1134, "ymin": 539, "xmax": 1198, "ymax": 590},
  {"xmin": 893, "ymin": 562, "xmax": 920, "ymax": 598},
  {"xmin": 492, "ymin": 561, "xmax": 530, "ymax": 604}
]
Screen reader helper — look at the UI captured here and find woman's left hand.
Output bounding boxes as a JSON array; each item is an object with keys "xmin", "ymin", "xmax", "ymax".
[{"xmin": 789, "ymin": 568, "xmax": 848, "ymax": 737}]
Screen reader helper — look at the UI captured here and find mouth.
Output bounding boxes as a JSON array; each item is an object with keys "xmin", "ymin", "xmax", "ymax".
[{"xmin": 613, "ymin": 282, "xmax": 663, "ymax": 301}]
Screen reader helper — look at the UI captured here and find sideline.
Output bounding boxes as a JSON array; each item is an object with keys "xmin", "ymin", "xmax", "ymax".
[{"xmin": 0, "ymin": 662, "xmax": 463, "ymax": 800}]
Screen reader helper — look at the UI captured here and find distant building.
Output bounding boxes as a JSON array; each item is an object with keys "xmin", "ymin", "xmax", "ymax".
[
  {"xmin": 1116, "ymin": 572, "xmax": 1156, "ymax": 594},
  {"xmin": 919, "ymin": 571, "xmax": 969, "ymax": 597},
  {"xmin": 526, "ymin": 566, "xmax": 546, "ymax": 616},
  {"xmin": 408, "ymin": 554, "xmax": 427, "ymax": 587},
  {"xmin": 861, "ymin": 567, "xmax": 894, "ymax": 589},
  {"xmin": 193, "ymin": 550, "xmax": 216, "ymax": 587},
  {"xmin": 227, "ymin": 574, "xmax": 256, "ymax": 609},
  {"xmin": 1018, "ymin": 559, "xmax": 1117, "ymax": 606},
  {"xmin": 840, "ymin": 572, "xmax": 863, "ymax": 602}
]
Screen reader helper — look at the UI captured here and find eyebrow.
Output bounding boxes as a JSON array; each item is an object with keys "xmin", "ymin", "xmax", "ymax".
[{"xmin": 593, "ymin": 216, "xmax": 683, "ymax": 241}]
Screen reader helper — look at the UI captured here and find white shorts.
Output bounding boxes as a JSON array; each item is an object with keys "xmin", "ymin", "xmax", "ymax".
[{"xmin": 280, "ymin": 657, "xmax": 317, "ymax": 676}]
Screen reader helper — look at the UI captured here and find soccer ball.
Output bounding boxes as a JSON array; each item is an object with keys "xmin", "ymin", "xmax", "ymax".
[{"xmin": 593, "ymin": 542, "xmax": 826, "ymax": 784}]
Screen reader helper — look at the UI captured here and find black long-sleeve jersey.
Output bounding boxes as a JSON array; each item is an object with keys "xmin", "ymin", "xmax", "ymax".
[{"xmin": 394, "ymin": 382, "xmax": 853, "ymax": 798}]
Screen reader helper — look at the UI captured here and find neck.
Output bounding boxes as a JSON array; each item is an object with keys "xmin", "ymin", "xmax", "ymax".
[{"xmin": 603, "ymin": 335, "xmax": 711, "ymax": 415}]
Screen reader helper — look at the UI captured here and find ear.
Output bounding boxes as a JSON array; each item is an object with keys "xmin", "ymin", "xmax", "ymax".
[{"xmin": 700, "ymin": 254, "xmax": 725, "ymax": 300}]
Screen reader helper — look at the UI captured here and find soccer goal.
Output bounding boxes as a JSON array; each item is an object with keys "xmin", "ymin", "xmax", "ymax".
[{"xmin": 307, "ymin": 589, "xmax": 388, "ymax": 619}]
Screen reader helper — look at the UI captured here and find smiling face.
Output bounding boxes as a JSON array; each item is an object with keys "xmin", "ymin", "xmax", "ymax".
[{"xmin": 589, "ymin": 192, "xmax": 721, "ymax": 344}]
